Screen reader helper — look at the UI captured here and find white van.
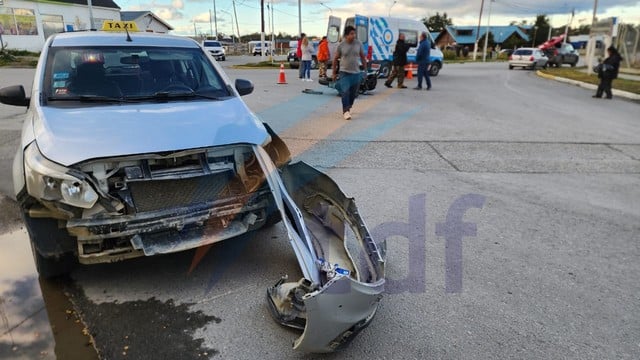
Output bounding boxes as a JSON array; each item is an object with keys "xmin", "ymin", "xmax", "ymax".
[{"xmin": 326, "ymin": 15, "xmax": 444, "ymax": 77}]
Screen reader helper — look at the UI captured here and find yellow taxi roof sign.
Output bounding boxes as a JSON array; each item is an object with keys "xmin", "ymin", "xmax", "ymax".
[{"xmin": 101, "ymin": 20, "xmax": 139, "ymax": 32}]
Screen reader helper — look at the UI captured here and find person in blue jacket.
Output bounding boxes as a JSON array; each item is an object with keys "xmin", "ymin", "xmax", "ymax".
[{"xmin": 414, "ymin": 32, "xmax": 432, "ymax": 91}]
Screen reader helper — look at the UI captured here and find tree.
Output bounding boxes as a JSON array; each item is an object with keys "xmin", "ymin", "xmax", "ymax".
[
  {"xmin": 532, "ymin": 14, "xmax": 551, "ymax": 46},
  {"xmin": 422, "ymin": 12, "xmax": 453, "ymax": 32}
]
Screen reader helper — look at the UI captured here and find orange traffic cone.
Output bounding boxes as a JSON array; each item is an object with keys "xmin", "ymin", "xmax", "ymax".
[
  {"xmin": 277, "ymin": 63, "xmax": 287, "ymax": 84},
  {"xmin": 405, "ymin": 64, "xmax": 414, "ymax": 79}
]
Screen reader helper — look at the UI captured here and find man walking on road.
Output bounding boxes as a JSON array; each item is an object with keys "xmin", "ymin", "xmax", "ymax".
[
  {"xmin": 414, "ymin": 32, "xmax": 432, "ymax": 91},
  {"xmin": 332, "ymin": 25, "xmax": 367, "ymax": 120},
  {"xmin": 384, "ymin": 33, "xmax": 410, "ymax": 89}
]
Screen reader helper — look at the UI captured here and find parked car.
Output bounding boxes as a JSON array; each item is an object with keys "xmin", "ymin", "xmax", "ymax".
[
  {"xmin": 508, "ymin": 47, "xmax": 548, "ymax": 70},
  {"xmin": 202, "ymin": 40, "xmax": 226, "ymax": 61},
  {"xmin": 543, "ymin": 43, "xmax": 579, "ymax": 67},
  {"xmin": 287, "ymin": 41, "xmax": 318, "ymax": 69},
  {"xmin": 0, "ymin": 27, "xmax": 385, "ymax": 353},
  {"xmin": 252, "ymin": 43, "xmax": 274, "ymax": 56}
]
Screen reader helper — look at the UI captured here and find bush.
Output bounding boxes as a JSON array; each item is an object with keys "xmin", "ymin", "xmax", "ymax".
[
  {"xmin": 9, "ymin": 49, "xmax": 39, "ymax": 57},
  {"xmin": 443, "ymin": 50, "xmax": 458, "ymax": 61}
]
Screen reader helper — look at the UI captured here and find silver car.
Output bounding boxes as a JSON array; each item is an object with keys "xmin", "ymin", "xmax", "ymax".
[
  {"xmin": 0, "ymin": 30, "xmax": 385, "ymax": 353},
  {"xmin": 202, "ymin": 40, "xmax": 226, "ymax": 61},
  {"xmin": 508, "ymin": 47, "xmax": 548, "ymax": 70}
]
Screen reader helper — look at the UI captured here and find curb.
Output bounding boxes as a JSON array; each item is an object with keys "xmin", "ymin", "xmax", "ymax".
[{"xmin": 536, "ymin": 70, "xmax": 640, "ymax": 101}]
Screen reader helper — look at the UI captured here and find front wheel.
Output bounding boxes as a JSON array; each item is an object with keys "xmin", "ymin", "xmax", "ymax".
[
  {"xmin": 429, "ymin": 62, "xmax": 441, "ymax": 76},
  {"xmin": 379, "ymin": 62, "xmax": 392, "ymax": 78}
]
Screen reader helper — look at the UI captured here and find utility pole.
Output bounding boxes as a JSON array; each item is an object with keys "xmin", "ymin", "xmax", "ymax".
[
  {"xmin": 473, "ymin": 0, "xmax": 485, "ymax": 60},
  {"xmin": 563, "ymin": 8, "xmax": 575, "ymax": 44},
  {"xmin": 261, "ymin": 0, "xmax": 266, "ymax": 60},
  {"xmin": 587, "ymin": 0, "xmax": 599, "ymax": 75},
  {"xmin": 298, "ymin": 0, "xmax": 302, "ymax": 37},
  {"xmin": 482, "ymin": 0, "xmax": 494, "ymax": 62},
  {"xmin": 232, "ymin": 0, "xmax": 240, "ymax": 42},
  {"xmin": 87, "ymin": 0, "xmax": 95, "ymax": 29},
  {"xmin": 213, "ymin": 0, "xmax": 218, "ymax": 40},
  {"xmin": 271, "ymin": 0, "xmax": 275, "ymax": 60},
  {"xmin": 209, "ymin": 9, "xmax": 213, "ymax": 38}
]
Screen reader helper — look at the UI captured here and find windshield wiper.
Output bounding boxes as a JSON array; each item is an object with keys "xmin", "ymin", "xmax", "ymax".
[
  {"xmin": 146, "ymin": 91, "xmax": 224, "ymax": 101},
  {"xmin": 47, "ymin": 95, "xmax": 129, "ymax": 103}
]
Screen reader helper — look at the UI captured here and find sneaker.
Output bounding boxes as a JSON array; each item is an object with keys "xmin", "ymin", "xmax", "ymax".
[
  {"xmin": 426, "ymin": 87, "xmax": 432, "ymax": 90},
  {"xmin": 398, "ymin": 85, "xmax": 407, "ymax": 89},
  {"xmin": 343, "ymin": 111, "xmax": 352, "ymax": 120},
  {"xmin": 592, "ymin": 95, "xmax": 600, "ymax": 98},
  {"xmin": 413, "ymin": 86, "xmax": 422, "ymax": 90},
  {"xmin": 384, "ymin": 82, "xmax": 392, "ymax": 88}
]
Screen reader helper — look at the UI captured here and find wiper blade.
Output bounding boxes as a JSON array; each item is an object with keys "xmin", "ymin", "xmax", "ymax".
[
  {"xmin": 47, "ymin": 95, "xmax": 129, "ymax": 103},
  {"xmin": 148, "ymin": 91, "xmax": 223, "ymax": 101}
]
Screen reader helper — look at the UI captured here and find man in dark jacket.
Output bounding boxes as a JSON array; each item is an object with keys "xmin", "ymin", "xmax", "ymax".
[
  {"xmin": 593, "ymin": 46, "xmax": 622, "ymax": 99},
  {"xmin": 414, "ymin": 32, "xmax": 432, "ymax": 90},
  {"xmin": 384, "ymin": 33, "xmax": 410, "ymax": 88}
]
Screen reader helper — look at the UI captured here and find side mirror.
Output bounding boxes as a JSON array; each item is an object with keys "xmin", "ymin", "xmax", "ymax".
[
  {"xmin": 0, "ymin": 85, "xmax": 30, "ymax": 107},
  {"xmin": 235, "ymin": 79, "xmax": 254, "ymax": 96}
]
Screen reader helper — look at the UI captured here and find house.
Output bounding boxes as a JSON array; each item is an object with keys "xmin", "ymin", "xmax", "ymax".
[
  {"xmin": 120, "ymin": 11, "xmax": 173, "ymax": 33},
  {"xmin": 435, "ymin": 25, "xmax": 531, "ymax": 51},
  {"xmin": 0, "ymin": 0, "xmax": 120, "ymax": 52}
]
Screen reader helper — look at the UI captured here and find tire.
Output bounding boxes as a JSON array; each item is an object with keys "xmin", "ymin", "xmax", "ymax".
[
  {"xmin": 379, "ymin": 62, "xmax": 392, "ymax": 78},
  {"xmin": 509, "ymin": 65, "xmax": 514, "ymax": 70},
  {"xmin": 570, "ymin": 61, "xmax": 576, "ymax": 67},
  {"xmin": 531, "ymin": 63, "xmax": 536, "ymax": 70},
  {"xmin": 21, "ymin": 205, "xmax": 77, "ymax": 278},
  {"xmin": 429, "ymin": 62, "xmax": 441, "ymax": 76},
  {"xmin": 222, "ymin": 56, "xmax": 226, "ymax": 61},
  {"xmin": 31, "ymin": 242, "xmax": 76, "ymax": 279}
]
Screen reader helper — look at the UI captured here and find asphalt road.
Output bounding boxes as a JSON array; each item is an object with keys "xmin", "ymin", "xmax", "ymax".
[{"xmin": 1, "ymin": 59, "xmax": 639, "ymax": 359}]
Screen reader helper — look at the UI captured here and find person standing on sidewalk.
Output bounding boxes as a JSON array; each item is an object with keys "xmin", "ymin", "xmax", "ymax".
[
  {"xmin": 593, "ymin": 46, "xmax": 622, "ymax": 99},
  {"xmin": 384, "ymin": 33, "xmax": 410, "ymax": 89},
  {"xmin": 332, "ymin": 25, "xmax": 367, "ymax": 120},
  {"xmin": 317, "ymin": 36, "xmax": 330, "ymax": 79},
  {"xmin": 301, "ymin": 36, "xmax": 314, "ymax": 81},
  {"xmin": 414, "ymin": 32, "xmax": 432, "ymax": 91}
]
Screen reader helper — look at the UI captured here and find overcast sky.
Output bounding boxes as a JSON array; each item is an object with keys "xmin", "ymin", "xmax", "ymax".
[{"xmin": 119, "ymin": 0, "xmax": 640, "ymax": 37}]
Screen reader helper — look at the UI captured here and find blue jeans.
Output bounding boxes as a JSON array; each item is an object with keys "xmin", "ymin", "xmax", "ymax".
[
  {"xmin": 302, "ymin": 60, "xmax": 311, "ymax": 79},
  {"xmin": 339, "ymin": 72, "xmax": 361, "ymax": 113},
  {"xmin": 417, "ymin": 63, "xmax": 432, "ymax": 89}
]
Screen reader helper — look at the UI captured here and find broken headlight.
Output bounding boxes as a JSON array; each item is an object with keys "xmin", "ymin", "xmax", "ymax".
[{"xmin": 24, "ymin": 142, "xmax": 99, "ymax": 209}]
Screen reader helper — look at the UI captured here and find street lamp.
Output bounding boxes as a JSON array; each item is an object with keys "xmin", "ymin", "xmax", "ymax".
[
  {"xmin": 531, "ymin": 25, "xmax": 538, "ymax": 47},
  {"xmin": 389, "ymin": 0, "xmax": 397, "ymax": 17},
  {"xmin": 320, "ymin": 2, "xmax": 332, "ymax": 15}
]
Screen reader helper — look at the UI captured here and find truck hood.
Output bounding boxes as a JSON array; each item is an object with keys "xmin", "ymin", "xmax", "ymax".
[{"xmin": 33, "ymin": 98, "xmax": 269, "ymax": 166}]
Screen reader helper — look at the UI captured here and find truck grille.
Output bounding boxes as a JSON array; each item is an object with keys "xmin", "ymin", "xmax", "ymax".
[{"xmin": 129, "ymin": 171, "xmax": 235, "ymax": 213}]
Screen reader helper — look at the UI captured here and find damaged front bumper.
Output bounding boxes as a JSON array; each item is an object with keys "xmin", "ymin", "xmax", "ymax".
[{"xmin": 254, "ymin": 148, "xmax": 386, "ymax": 353}]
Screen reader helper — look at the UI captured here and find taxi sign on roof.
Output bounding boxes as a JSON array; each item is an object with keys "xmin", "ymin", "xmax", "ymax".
[{"xmin": 101, "ymin": 20, "xmax": 139, "ymax": 32}]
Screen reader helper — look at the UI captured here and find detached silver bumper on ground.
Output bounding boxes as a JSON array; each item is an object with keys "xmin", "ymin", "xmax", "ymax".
[{"xmin": 255, "ymin": 149, "xmax": 386, "ymax": 353}]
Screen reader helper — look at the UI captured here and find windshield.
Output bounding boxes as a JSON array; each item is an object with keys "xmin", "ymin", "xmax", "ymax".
[
  {"xmin": 44, "ymin": 46, "xmax": 231, "ymax": 103},
  {"xmin": 204, "ymin": 41, "xmax": 221, "ymax": 47}
]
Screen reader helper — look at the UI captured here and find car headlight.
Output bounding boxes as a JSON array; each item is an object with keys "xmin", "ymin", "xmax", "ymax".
[{"xmin": 24, "ymin": 143, "xmax": 99, "ymax": 209}]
